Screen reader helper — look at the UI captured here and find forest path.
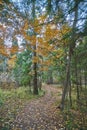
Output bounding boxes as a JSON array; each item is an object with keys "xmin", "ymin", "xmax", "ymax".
[{"xmin": 12, "ymin": 85, "xmax": 63, "ymax": 130}]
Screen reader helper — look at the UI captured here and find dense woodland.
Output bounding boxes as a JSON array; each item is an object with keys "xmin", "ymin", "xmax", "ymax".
[{"xmin": 0, "ymin": 0, "xmax": 87, "ymax": 129}]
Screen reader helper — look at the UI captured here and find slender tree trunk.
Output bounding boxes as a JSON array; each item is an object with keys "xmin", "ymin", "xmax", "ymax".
[
  {"xmin": 33, "ymin": 60, "xmax": 38, "ymax": 94},
  {"xmin": 60, "ymin": 50, "xmax": 71, "ymax": 110},
  {"xmin": 32, "ymin": 0, "xmax": 38, "ymax": 95},
  {"xmin": 79, "ymin": 69, "xmax": 82, "ymax": 91},
  {"xmin": 84, "ymin": 69, "xmax": 87, "ymax": 89},
  {"xmin": 75, "ymin": 54, "xmax": 79, "ymax": 100},
  {"xmin": 69, "ymin": 77, "xmax": 72, "ymax": 107},
  {"xmin": 60, "ymin": 0, "xmax": 79, "ymax": 110}
]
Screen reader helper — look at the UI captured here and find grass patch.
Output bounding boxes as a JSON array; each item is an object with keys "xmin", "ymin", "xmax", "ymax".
[{"xmin": 0, "ymin": 87, "xmax": 45, "ymax": 101}]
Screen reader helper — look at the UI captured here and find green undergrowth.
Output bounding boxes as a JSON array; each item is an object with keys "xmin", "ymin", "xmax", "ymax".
[
  {"xmin": 54, "ymin": 85, "xmax": 87, "ymax": 130},
  {"xmin": 62, "ymin": 109, "xmax": 87, "ymax": 130},
  {"xmin": 61, "ymin": 87, "xmax": 87, "ymax": 130},
  {"xmin": 0, "ymin": 87, "xmax": 45, "ymax": 101},
  {"xmin": 0, "ymin": 87, "xmax": 45, "ymax": 130}
]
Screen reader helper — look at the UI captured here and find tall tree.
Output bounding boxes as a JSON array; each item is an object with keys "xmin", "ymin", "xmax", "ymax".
[
  {"xmin": 32, "ymin": 0, "xmax": 38, "ymax": 94},
  {"xmin": 60, "ymin": 0, "xmax": 87, "ymax": 110}
]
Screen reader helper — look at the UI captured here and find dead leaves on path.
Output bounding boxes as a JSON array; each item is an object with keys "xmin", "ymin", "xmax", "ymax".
[
  {"xmin": 11, "ymin": 85, "xmax": 63, "ymax": 130},
  {"xmin": 0, "ymin": 85, "xmax": 63, "ymax": 130}
]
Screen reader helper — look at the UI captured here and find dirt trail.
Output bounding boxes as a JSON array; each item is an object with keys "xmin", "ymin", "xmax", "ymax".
[{"xmin": 12, "ymin": 85, "xmax": 63, "ymax": 130}]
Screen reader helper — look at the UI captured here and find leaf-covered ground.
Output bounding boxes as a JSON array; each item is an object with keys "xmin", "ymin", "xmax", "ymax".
[{"xmin": 10, "ymin": 85, "xmax": 63, "ymax": 130}]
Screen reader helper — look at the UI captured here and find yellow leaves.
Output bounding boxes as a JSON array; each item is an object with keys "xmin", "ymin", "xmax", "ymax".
[
  {"xmin": 45, "ymin": 25, "xmax": 52, "ymax": 39},
  {"xmin": 32, "ymin": 56, "xmax": 39, "ymax": 63},
  {"xmin": 0, "ymin": 0, "xmax": 3, "ymax": 5},
  {"xmin": 30, "ymin": 36, "xmax": 36, "ymax": 46},
  {"xmin": 45, "ymin": 24, "xmax": 58, "ymax": 40},
  {"xmin": 22, "ymin": 18, "xmax": 41, "ymax": 38},
  {"xmin": 24, "ymin": 35, "xmax": 31, "ymax": 41},
  {"xmin": 38, "ymin": 59, "xmax": 53, "ymax": 72},
  {"xmin": 48, "ymin": 45, "xmax": 54, "ymax": 51},
  {"xmin": 53, "ymin": 48, "xmax": 64, "ymax": 60},
  {"xmin": 0, "ymin": 44, "xmax": 23, "ymax": 57},
  {"xmin": 38, "ymin": 37, "xmax": 43, "ymax": 43},
  {"xmin": 56, "ymin": 54, "xmax": 61, "ymax": 59},
  {"xmin": 39, "ymin": 67, "xmax": 48, "ymax": 71},
  {"xmin": 38, "ymin": 49, "xmax": 48, "ymax": 57},
  {"xmin": 0, "ymin": 24, "xmax": 6, "ymax": 41},
  {"xmin": 21, "ymin": 20, "xmax": 30, "ymax": 41},
  {"xmin": 30, "ymin": 42, "xmax": 36, "ymax": 46},
  {"xmin": 38, "ymin": 58, "xmax": 43, "ymax": 64},
  {"xmin": 9, "ymin": 46, "xmax": 19, "ymax": 54},
  {"xmin": 23, "ymin": 20, "xmax": 29, "ymax": 30},
  {"xmin": 22, "ymin": 16, "xmax": 71, "ymax": 47},
  {"xmin": 36, "ymin": 42, "xmax": 48, "ymax": 57},
  {"xmin": 34, "ymin": 19, "xmax": 39, "ymax": 26},
  {"xmin": 0, "ymin": 45, "xmax": 9, "ymax": 57},
  {"xmin": 42, "ymin": 60, "xmax": 51, "ymax": 66},
  {"xmin": 34, "ymin": 26, "xmax": 41, "ymax": 33},
  {"xmin": 38, "ymin": 15, "xmax": 46, "ymax": 23},
  {"xmin": 0, "ymin": 51, "xmax": 9, "ymax": 57},
  {"xmin": 61, "ymin": 24, "xmax": 71, "ymax": 34},
  {"xmin": 7, "ymin": 55, "xmax": 17, "ymax": 68},
  {"xmin": 20, "ymin": 16, "xmax": 71, "ymax": 72},
  {"xmin": 53, "ymin": 49, "xmax": 63, "ymax": 54}
]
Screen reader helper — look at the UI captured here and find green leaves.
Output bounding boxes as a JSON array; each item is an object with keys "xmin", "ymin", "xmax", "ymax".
[
  {"xmin": 13, "ymin": 49, "xmax": 32, "ymax": 86},
  {"xmin": 3, "ymin": 0, "xmax": 10, "ymax": 4}
]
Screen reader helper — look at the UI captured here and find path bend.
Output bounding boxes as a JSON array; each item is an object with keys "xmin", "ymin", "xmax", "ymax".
[{"xmin": 12, "ymin": 85, "xmax": 63, "ymax": 130}]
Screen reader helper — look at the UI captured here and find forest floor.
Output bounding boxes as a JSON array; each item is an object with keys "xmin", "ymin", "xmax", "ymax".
[{"xmin": 11, "ymin": 85, "xmax": 64, "ymax": 130}]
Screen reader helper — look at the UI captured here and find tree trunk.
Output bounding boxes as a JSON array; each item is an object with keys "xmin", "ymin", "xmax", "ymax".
[
  {"xmin": 32, "ymin": 0, "xmax": 38, "ymax": 95},
  {"xmin": 84, "ymin": 69, "xmax": 87, "ymax": 89},
  {"xmin": 33, "ymin": 61, "xmax": 38, "ymax": 94},
  {"xmin": 60, "ymin": 50, "xmax": 71, "ymax": 110},
  {"xmin": 69, "ymin": 77, "xmax": 72, "ymax": 107},
  {"xmin": 79, "ymin": 69, "xmax": 82, "ymax": 91},
  {"xmin": 75, "ymin": 54, "xmax": 79, "ymax": 100},
  {"xmin": 60, "ymin": 0, "xmax": 79, "ymax": 110}
]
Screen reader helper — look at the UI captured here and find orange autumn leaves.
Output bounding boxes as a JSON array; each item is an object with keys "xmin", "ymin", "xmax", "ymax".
[
  {"xmin": 0, "ymin": 14, "xmax": 71, "ymax": 71},
  {"xmin": 0, "ymin": 23, "xmax": 21, "ymax": 67},
  {"xmin": 21, "ymin": 16, "xmax": 71, "ymax": 71},
  {"xmin": 7, "ymin": 54, "xmax": 17, "ymax": 68},
  {"xmin": 0, "ymin": 45, "xmax": 9, "ymax": 57},
  {"xmin": 0, "ymin": 0, "xmax": 3, "ymax": 5}
]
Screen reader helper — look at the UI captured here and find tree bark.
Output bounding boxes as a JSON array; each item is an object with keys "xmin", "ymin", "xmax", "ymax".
[
  {"xmin": 60, "ymin": 50, "xmax": 71, "ymax": 110},
  {"xmin": 60, "ymin": 0, "xmax": 79, "ymax": 110},
  {"xmin": 79, "ymin": 69, "xmax": 82, "ymax": 91},
  {"xmin": 75, "ymin": 54, "xmax": 79, "ymax": 100},
  {"xmin": 32, "ymin": 0, "xmax": 38, "ymax": 95},
  {"xmin": 69, "ymin": 76, "xmax": 72, "ymax": 107},
  {"xmin": 33, "ymin": 60, "xmax": 38, "ymax": 94}
]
